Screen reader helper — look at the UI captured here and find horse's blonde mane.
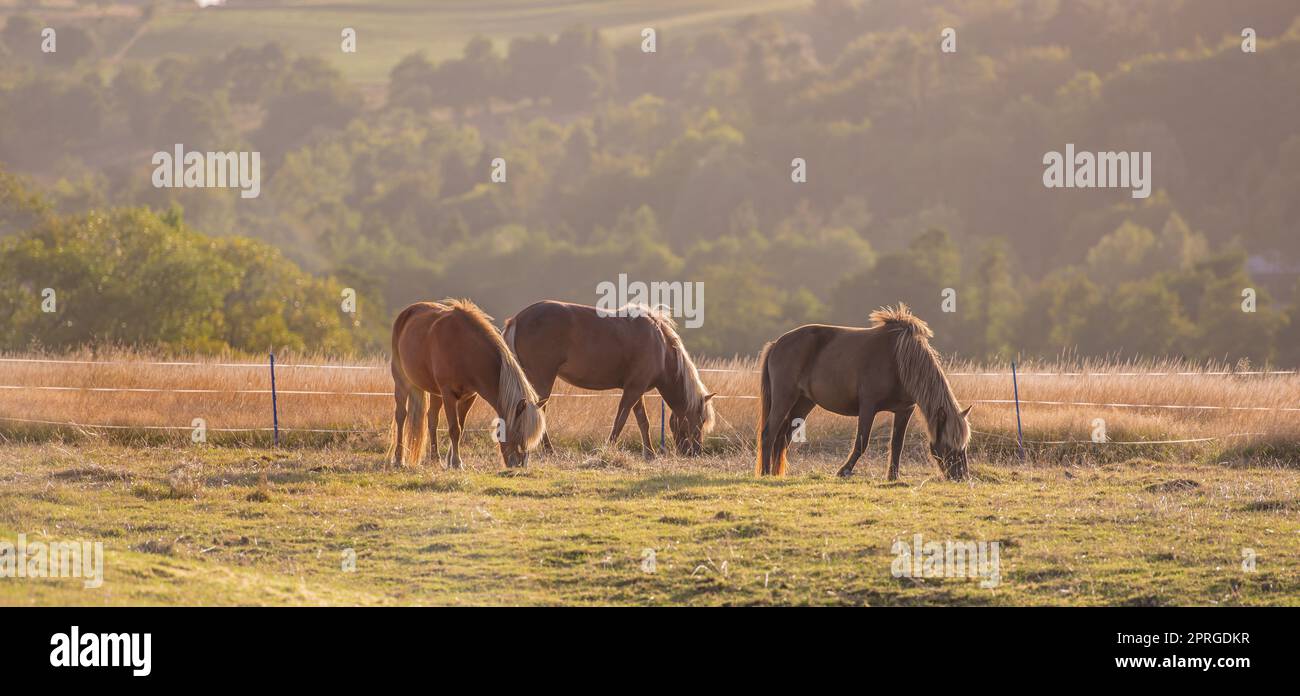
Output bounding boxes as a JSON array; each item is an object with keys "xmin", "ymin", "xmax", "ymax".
[
  {"xmin": 871, "ymin": 303, "xmax": 968, "ymax": 451},
  {"xmin": 626, "ymin": 304, "xmax": 715, "ymax": 432},
  {"xmin": 445, "ymin": 299, "xmax": 545, "ymax": 448}
]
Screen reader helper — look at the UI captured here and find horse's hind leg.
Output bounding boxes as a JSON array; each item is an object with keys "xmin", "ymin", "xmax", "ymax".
[
  {"xmin": 886, "ymin": 408, "xmax": 913, "ymax": 481},
  {"xmin": 761, "ymin": 388, "xmax": 801, "ymax": 476},
  {"xmin": 837, "ymin": 404, "xmax": 878, "ymax": 478},
  {"xmin": 778, "ymin": 397, "xmax": 815, "ymax": 463},
  {"xmin": 391, "ymin": 384, "xmax": 407, "ymax": 466},
  {"xmin": 631, "ymin": 398, "xmax": 656, "ymax": 459}
]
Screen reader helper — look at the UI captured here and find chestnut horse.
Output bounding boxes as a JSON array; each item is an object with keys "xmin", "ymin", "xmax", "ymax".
[
  {"xmin": 504, "ymin": 300, "xmax": 715, "ymax": 456},
  {"xmin": 756, "ymin": 304, "xmax": 972, "ymax": 480},
  {"xmin": 388, "ymin": 299, "xmax": 546, "ymax": 468}
]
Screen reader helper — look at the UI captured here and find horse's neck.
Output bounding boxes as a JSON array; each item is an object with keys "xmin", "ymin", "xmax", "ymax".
[
  {"xmin": 918, "ymin": 390, "xmax": 957, "ymax": 429},
  {"xmin": 477, "ymin": 351, "xmax": 506, "ymax": 416},
  {"xmin": 920, "ymin": 374, "xmax": 961, "ymax": 437},
  {"xmin": 903, "ymin": 345, "xmax": 957, "ymax": 431},
  {"xmin": 655, "ymin": 350, "xmax": 688, "ymax": 411}
]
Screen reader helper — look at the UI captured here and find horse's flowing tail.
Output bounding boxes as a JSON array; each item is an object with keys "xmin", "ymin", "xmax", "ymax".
[
  {"xmin": 407, "ymin": 389, "xmax": 430, "ymax": 463},
  {"xmin": 386, "ymin": 378, "xmax": 430, "ymax": 465},
  {"xmin": 387, "ymin": 303, "xmax": 432, "ymax": 465},
  {"xmin": 755, "ymin": 342, "xmax": 786, "ymax": 476}
]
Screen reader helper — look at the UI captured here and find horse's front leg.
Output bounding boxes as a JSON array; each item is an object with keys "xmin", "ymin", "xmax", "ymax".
[
  {"xmin": 443, "ymin": 396, "xmax": 463, "ymax": 469},
  {"xmin": 608, "ymin": 389, "xmax": 643, "ymax": 451},
  {"xmin": 632, "ymin": 398, "xmax": 656, "ymax": 459},
  {"xmin": 392, "ymin": 383, "xmax": 408, "ymax": 466},
  {"xmin": 837, "ymin": 405, "xmax": 877, "ymax": 478},
  {"xmin": 887, "ymin": 408, "xmax": 913, "ymax": 481},
  {"xmin": 456, "ymin": 394, "xmax": 476, "ymax": 429}
]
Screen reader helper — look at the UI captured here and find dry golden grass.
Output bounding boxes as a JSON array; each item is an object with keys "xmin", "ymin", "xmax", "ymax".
[{"xmin": 2, "ymin": 350, "xmax": 1298, "ymax": 465}]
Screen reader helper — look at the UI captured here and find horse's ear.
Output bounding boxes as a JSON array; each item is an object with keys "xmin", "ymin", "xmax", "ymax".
[
  {"xmin": 704, "ymin": 392, "xmax": 717, "ymax": 402},
  {"xmin": 514, "ymin": 399, "xmax": 528, "ymax": 420},
  {"xmin": 960, "ymin": 405, "xmax": 974, "ymax": 419}
]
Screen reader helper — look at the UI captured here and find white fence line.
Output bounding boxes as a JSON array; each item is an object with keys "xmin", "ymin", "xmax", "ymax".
[
  {"xmin": 3, "ymin": 358, "xmax": 1296, "ymax": 444},
  {"xmin": 0, "ymin": 357, "xmax": 380, "ymax": 370},
  {"xmin": 7, "ymin": 383, "xmax": 1299, "ymax": 411},
  {"xmin": 4, "ymin": 357, "xmax": 1297, "ymax": 378},
  {"xmin": 0, "ymin": 415, "xmax": 384, "ymax": 434},
  {"xmin": 0, "ymin": 384, "xmax": 756, "ymax": 399},
  {"xmin": 972, "ymin": 399, "xmax": 1300, "ymax": 413}
]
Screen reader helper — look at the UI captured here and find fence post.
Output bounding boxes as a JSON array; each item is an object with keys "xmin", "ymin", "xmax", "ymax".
[
  {"xmin": 1011, "ymin": 360, "xmax": 1024, "ymax": 460},
  {"xmin": 660, "ymin": 397, "xmax": 665, "ymax": 453},
  {"xmin": 269, "ymin": 352, "xmax": 280, "ymax": 448}
]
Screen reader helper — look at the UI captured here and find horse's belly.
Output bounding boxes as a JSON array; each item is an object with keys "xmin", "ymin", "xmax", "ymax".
[
  {"xmin": 557, "ymin": 365, "xmax": 624, "ymax": 392},
  {"xmin": 805, "ymin": 380, "xmax": 858, "ymax": 416}
]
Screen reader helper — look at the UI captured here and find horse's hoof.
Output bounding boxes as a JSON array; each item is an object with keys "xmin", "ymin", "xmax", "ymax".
[{"xmin": 836, "ymin": 468, "xmax": 854, "ymax": 478}]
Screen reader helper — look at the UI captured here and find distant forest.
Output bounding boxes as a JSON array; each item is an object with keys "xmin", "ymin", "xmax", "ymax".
[{"xmin": 3, "ymin": 0, "xmax": 1300, "ymax": 364}]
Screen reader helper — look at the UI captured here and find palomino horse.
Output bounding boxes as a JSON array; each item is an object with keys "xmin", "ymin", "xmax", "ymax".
[
  {"xmin": 756, "ymin": 304, "xmax": 972, "ymax": 480},
  {"xmin": 388, "ymin": 299, "xmax": 546, "ymax": 468},
  {"xmin": 503, "ymin": 300, "xmax": 715, "ymax": 457}
]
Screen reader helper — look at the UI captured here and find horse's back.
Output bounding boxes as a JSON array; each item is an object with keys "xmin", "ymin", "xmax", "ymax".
[
  {"xmin": 768, "ymin": 323, "xmax": 872, "ymax": 365},
  {"xmin": 508, "ymin": 300, "xmax": 579, "ymax": 368},
  {"xmin": 510, "ymin": 300, "xmax": 664, "ymax": 389},
  {"xmin": 768, "ymin": 323, "xmax": 901, "ymax": 415},
  {"xmin": 510, "ymin": 300, "xmax": 578, "ymax": 343}
]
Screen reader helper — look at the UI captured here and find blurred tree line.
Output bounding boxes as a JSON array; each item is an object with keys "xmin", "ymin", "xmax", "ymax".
[
  {"xmin": 0, "ymin": 173, "xmax": 374, "ymax": 354},
  {"xmin": 2, "ymin": 0, "xmax": 1300, "ymax": 364}
]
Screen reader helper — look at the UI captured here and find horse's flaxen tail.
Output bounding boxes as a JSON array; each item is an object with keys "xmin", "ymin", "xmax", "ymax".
[
  {"xmin": 755, "ymin": 342, "xmax": 786, "ymax": 476},
  {"xmin": 387, "ymin": 304, "xmax": 431, "ymax": 465},
  {"xmin": 404, "ymin": 389, "xmax": 429, "ymax": 464}
]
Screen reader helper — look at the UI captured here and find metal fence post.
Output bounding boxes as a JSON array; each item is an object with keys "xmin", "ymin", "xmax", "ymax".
[
  {"xmin": 270, "ymin": 352, "xmax": 280, "ymax": 448},
  {"xmin": 1011, "ymin": 360, "xmax": 1025, "ymax": 460}
]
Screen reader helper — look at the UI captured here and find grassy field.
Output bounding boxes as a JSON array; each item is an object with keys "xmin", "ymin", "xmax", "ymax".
[
  {"xmin": 2, "ymin": 352, "xmax": 1298, "ymax": 605},
  {"xmin": 1, "ymin": 441, "xmax": 1297, "ymax": 606},
  {"xmin": 13, "ymin": 0, "xmax": 812, "ymax": 85}
]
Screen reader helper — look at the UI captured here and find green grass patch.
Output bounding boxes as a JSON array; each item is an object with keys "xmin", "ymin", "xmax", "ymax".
[{"xmin": 0, "ymin": 442, "xmax": 1296, "ymax": 606}]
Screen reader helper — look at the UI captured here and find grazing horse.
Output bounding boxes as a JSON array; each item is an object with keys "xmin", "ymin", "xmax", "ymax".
[
  {"xmin": 503, "ymin": 300, "xmax": 715, "ymax": 457},
  {"xmin": 388, "ymin": 299, "xmax": 546, "ymax": 469},
  {"xmin": 756, "ymin": 304, "xmax": 972, "ymax": 480}
]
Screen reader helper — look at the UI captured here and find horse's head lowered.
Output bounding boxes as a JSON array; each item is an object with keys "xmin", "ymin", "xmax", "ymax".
[
  {"xmin": 928, "ymin": 404, "xmax": 973, "ymax": 480},
  {"xmin": 500, "ymin": 396, "xmax": 546, "ymax": 468},
  {"xmin": 669, "ymin": 392, "xmax": 716, "ymax": 456}
]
